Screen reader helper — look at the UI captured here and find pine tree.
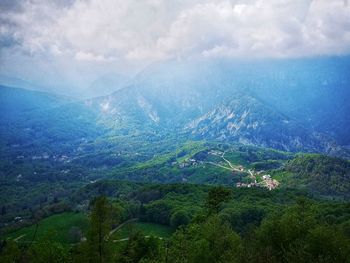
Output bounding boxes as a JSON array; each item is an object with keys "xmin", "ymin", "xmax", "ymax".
[{"xmin": 87, "ymin": 196, "xmax": 112, "ymax": 263}]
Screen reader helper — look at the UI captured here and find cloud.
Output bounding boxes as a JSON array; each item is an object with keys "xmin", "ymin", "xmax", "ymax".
[
  {"xmin": 155, "ymin": 0, "xmax": 350, "ymax": 58},
  {"xmin": 0, "ymin": 0, "xmax": 350, "ymax": 93},
  {"xmin": 2, "ymin": 0, "xmax": 350, "ymax": 61},
  {"xmin": 74, "ymin": 51, "xmax": 115, "ymax": 62}
]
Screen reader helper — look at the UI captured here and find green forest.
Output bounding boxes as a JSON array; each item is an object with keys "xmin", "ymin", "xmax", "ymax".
[
  {"xmin": 1, "ymin": 139, "xmax": 350, "ymax": 262},
  {"xmin": 1, "ymin": 85, "xmax": 350, "ymax": 262},
  {"xmin": 2, "ymin": 183, "xmax": 350, "ymax": 262},
  {"xmin": 2, "ymin": 2, "xmax": 350, "ymax": 262}
]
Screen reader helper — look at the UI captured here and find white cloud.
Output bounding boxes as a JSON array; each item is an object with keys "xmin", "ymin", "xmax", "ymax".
[
  {"xmin": 155, "ymin": 0, "xmax": 350, "ymax": 58},
  {"xmin": 1, "ymin": 0, "xmax": 350, "ymax": 92},
  {"xmin": 74, "ymin": 51, "xmax": 115, "ymax": 62},
  {"xmin": 2, "ymin": 0, "xmax": 350, "ymax": 61}
]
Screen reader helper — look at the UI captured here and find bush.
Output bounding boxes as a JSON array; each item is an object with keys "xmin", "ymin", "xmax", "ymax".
[{"xmin": 170, "ymin": 210, "xmax": 190, "ymax": 228}]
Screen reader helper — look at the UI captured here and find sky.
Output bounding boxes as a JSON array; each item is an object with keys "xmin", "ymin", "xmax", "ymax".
[{"xmin": 1, "ymin": 0, "xmax": 350, "ymax": 95}]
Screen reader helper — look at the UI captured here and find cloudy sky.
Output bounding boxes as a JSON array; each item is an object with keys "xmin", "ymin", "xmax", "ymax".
[{"xmin": 1, "ymin": 0, "xmax": 350, "ymax": 94}]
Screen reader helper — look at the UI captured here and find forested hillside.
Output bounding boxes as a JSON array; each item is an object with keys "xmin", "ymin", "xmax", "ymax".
[
  {"xmin": 2, "ymin": 185, "xmax": 350, "ymax": 262},
  {"xmin": 282, "ymin": 154, "xmax": 350, "ymax": 198}
]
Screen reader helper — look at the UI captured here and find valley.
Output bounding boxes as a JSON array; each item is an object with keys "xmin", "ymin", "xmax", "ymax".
[
  {"xmin": 1, "ymin": 57, "xmax": 350, "ymax": 262},
  {"xmin": 1, "ymin": 0, "xmax": 350, "ymax": 261}
]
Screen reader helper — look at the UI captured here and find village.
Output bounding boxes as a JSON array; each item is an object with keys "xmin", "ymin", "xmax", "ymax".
[{"xmin": 175, "ymin": 149, "xmax": 280, "ymax": 190}]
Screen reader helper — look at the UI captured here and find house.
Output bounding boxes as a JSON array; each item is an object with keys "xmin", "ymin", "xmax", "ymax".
[
  {"xmin": 262, "ymin": 175, "xmax": 271, "ymax": 180},
  {"xmin": 14, "ymin": 216, "xmax": 22, "ymax": 222},
  {"xmin": 16, "ymin": 174, "xmax": 22, "ymax": 182},
  {"xmin": 179, "ymin": 162, "xmax": 189, "ymax": 168}
]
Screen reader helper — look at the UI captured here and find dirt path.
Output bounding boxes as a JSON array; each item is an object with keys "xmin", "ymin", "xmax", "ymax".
[
  {"xmin": 13, "ymin": 234, "xmax": 26, "ymax": 242},
  {"xmin": 222, "ymin": 156, "xmax": 235, "ymax": 169},
  {"xmin": 248, "ymin": 169, "xmax": 256, "ymax": 180},
  {"xmin": 112, "ymin": 235, "xmax": 163, "ymax": 243},
  {"xmin": 221, "ymin": 152, "xmax": 244, "ymax": 172},
  {"xmin": 108, "ymin": 218, "xmax": 138, "ymax": 238},
  {"xmin": 205, "ymin": 161, "xmax": 233, "ymax": 171}
]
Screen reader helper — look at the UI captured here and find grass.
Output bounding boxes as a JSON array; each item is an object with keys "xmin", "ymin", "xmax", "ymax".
[
  {"xmin": 133, "ymin": 140, "xmax": 206, "ymax": 170},
  {"xmin": 5, "ymin": 212, "xmax": 88, "ymax": 244},
  {"xmin": 224, "ymin": 152, "xmax": 249, "ymax": 166},
  {"xmin": 111, "ymin": 221, "xmax": 175, "ymax": 240},
  {"xmin": 271, "ymin": 170, "xmax": 293, "ymax": 182},
  {"xmin": 187, "ymin": 165, "xmax": 234, "ymax": 184}
]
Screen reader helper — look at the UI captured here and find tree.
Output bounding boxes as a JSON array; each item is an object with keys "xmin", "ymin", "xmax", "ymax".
[
  {"xmin": 252, "ymin": 198, "xmax": 350, "ymax": 262},
  {"xmin": 206, "ymin": 187, "xmax": 232, "ymax": 214},
  {"xmin": 168, "ymin": 215, "xmax": 242, "ymax": 263},
  {"xmin": 303, "ymin": 225, "xmax": 350, "ymax": 262},
  {"xmin": 87, "ymin": 196, "xmax": 112, "ymax": 263},
  {"xmin": 144, "ymin": 201, "xmax": 172, "ymax": 225},
  {"xmin": 27, "ymin": 237, "xmax": 70, "ymax": 263},
  {"xmin": 0, "ymin": 240, "xmax": 21, "ymax": 263},
  {"xmin": 170, "ymin": 210, "xmax": 190, "ymax": 228},
  {"xmin": 118, "ymin": 231, "xmax": 163, "ymax": 263},
  {"xmin": 168, "ymin": 228, "xmax": 192, "ymax": 263},
  {"xmin": 198, "ymin": 215, "xmax": 242, "ymax": 263}
]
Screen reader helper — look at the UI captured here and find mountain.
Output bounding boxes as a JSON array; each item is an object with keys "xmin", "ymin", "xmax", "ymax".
[
  {"xmin": 0, "ymin": 86, "xmax": 103, "ymax": 158},
  {"xmin": 1, "ymin": 57, "xmax": 350, "ymax": 156},
  {"xmin": 0, "ymin": 75, "xmax": 44, "ymax": 92},
  {"xmin": 185, "ymin": 93, "xmax": 340, "ymax": 153},
  {"xmin": 2, "ymin": 83, "xmax": 350, "ymax": 235},
  {"xmin": 0, "ymin": 85, "xmax": 66, "ymax": 111},
  {"xmin": 87, "ymin": 57, "xmax": 350, "ymax": 155},
  {"xmin": 240, "ymin": 57, "xmax": 350, "ymax": 146}
]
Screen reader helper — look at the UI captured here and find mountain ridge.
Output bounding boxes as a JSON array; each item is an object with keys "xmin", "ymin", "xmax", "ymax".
[
  {"xmin": 83, "ymin": 57, "xmax": 350, "ymax": 156},
  {"xmin": 2, "ymin": 56, "xmax": 350, "ymax": 157}
]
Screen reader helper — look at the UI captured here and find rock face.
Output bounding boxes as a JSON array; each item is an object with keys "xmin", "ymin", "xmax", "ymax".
[
  {"xmin": 2, "ymin": 56, "xmax": 349, "ymax": 157},
  {"xmin": 185, "ymin": 94, "xmax": 340, "ymax": 153},
  {"xmin": 86, "ymin": 58, "xmax": 350, "ymax": 156}
]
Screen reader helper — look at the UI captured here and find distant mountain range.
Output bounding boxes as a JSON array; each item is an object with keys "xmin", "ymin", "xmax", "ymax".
[
  {"xmin": 1, "ymin": 56, "xmax": 350, "ymax": 157},
  {"xmin": 86, "ymin": 57, "xmax": 350, "ymax": 156}
]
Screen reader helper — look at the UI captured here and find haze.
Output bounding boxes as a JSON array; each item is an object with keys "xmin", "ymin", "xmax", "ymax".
[{"xmin": 1, "ymin": 0, "xmax": 350, "ymax": 97}]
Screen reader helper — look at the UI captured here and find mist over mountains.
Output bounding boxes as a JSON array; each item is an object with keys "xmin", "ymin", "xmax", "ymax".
[
  {"xmin": 87, "ymin": 57, "xmax": 350, "ymax": 155},
  {"xmin": 2, "ymin": 56, "xmax": 350, "ymax": 157},
  {"xmin": 2, "ymin": 1, "xmax": 350, "ymax": 261}
]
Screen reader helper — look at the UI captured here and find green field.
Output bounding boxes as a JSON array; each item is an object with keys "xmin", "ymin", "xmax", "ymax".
[
  {"xmin": 111, "ymin": 221, "xmax": 175, "ymax": 240},
  {"xmin": 4, "ymin": 212, "xmax": 88, "ymax": 244}
]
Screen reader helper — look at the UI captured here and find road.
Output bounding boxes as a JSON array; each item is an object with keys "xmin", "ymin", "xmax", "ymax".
[
  {"xmin": 205, "ymin": 161, "xmax": 233, "ymax": 171},
  {"xmin": 207, "ymin": 151, "xmax": 245, "ymax": 173}
]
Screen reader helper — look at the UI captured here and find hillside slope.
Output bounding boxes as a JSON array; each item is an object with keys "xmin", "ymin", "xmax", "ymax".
[{"xmin": 281, "ymin": 154, "xmax": 350, "ymax": 198}]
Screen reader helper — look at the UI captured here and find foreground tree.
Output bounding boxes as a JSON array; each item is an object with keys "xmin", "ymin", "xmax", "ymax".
[
  {"xmin": 0, "ymin": 240, "xmax": 21, "ymax": 263},
  {"xmin": 27, "ymin": 237, "xmax": 70, "ymax": 263},
  {"xmin": 254, "ymin": 198, "xmax": 350, "ymax": 263},
  {"xmin": 87, "ymin": 196, "xmax": 112, "ymax": 263},
  {"xmin": 169, "ymin": 215, "xmax": 242, "ymax": 263},
  {"xmin": 117, "ymin": 231, "xmax": 163, "ymax": 263}
]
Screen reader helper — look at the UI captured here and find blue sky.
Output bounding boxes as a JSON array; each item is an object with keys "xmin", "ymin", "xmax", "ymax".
[{"xmin": 1, "ymin": 0, "xmax": 350, "ymax": 94}]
